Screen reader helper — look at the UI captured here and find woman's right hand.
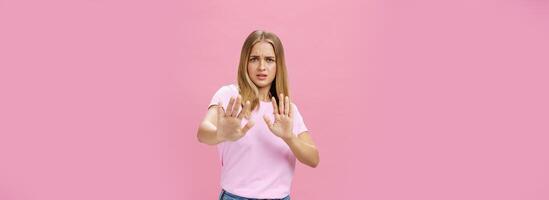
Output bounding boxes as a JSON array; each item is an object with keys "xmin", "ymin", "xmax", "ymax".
[{"xmin": 216, "ymin": 95, "xmax": 255, "ymax": 142}]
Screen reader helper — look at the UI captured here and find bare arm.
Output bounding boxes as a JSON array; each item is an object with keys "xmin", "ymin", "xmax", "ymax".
[
  {"xmin": 283, "ymin": 132, "xmax": 320, "ymax": 168},
  {"xmin": 196, "ymin": 106, "xmax": 224, "ymax": 145},
  {"xmin": 263, "ymin": 94, "xmax": 320, "ymax": 168}
]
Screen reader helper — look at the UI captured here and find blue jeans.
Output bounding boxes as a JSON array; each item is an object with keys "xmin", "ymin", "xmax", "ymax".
[{"xmin": 219, "ymin": 189, "xmax": 291, "ymax": 200}]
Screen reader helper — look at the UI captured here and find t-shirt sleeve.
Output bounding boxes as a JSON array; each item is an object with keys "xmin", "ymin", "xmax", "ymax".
[
  {"xmin": 208, "ymin": 86, "xmax": 232, "ymax": 111},
  {"xmin": 291, "ymin": 103, "xmax": 309, "ymax": 135}
]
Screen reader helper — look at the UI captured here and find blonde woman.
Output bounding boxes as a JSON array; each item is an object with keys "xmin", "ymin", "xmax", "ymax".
[{"xmin": 197, "ymin": 30, "xmax": 319, "ymax": 200}]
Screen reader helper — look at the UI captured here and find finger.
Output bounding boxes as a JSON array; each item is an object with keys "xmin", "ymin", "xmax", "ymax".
[
  {"xmin": 244, "ymin": 100, "xmax": 252, "ymax": 119},
  {"xmin": 279, "ymin": 93, "xmax": 285, "ymax": 115},
  {"xmin": 241, "ymin": 120, "xmax": 255, "ymax": 134},
  {"xmin": 231, "ymin": 95, "xmax": 242, "ymax": 117},
  {"xmin": 226, "ymin": 97, "xmax": 235, "ymax": 117},
  {"xmin": 263, "ymin": 115, "xmax": 273, "ymax": 130},
  {"xmin": 284, "ymin": 95, "xmax": 290, "ymax": 116},
  {"xmin": 288, "ymin": 100, "xmax": 293, "ymax": 118},
  {"xmin": 271, "ymin": 96, "xmax": 279, "ymax": 115},
  {"xmin": 238, "ymin": 100, "xmax": 251, "ymax": 120}
]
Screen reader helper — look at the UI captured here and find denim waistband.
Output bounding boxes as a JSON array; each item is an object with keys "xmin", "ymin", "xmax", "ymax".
[{"xmin": 219, "ymin": 189, "xmax": 290, "ymax": 200}]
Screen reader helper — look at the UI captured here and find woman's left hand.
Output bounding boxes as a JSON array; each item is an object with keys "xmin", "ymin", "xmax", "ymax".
[{"xmin": 263, "ymin": 93, "xmax": 294, "ymax": 140}]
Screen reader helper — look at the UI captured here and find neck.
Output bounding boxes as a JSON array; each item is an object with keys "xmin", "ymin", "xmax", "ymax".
[{"xmin": 258, "ymin": 86, "xmax": 271, "ymax": 102}]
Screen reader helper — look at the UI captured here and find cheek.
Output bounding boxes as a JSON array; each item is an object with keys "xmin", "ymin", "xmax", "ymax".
[
  {"xmin": 269, "ymin": 64, "xmax": 277, "ymax": 75},
  {"xmin": 247, "ymin": 63, "xmax": 256, "ymax": 73}
]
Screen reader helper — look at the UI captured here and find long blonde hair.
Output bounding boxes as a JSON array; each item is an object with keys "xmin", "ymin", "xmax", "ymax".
[{"xmin": 237, "ymin": 30, "xmax": 290, "ymax": 111}]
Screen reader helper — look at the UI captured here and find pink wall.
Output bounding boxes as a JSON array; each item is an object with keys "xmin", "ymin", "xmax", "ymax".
[{"xmin": 1, "ymin": 0, "xmax": 548, "ymax": 199}]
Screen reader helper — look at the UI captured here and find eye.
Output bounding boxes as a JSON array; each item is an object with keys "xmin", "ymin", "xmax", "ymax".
[
  {"xmin": 249, "ymin": 57, "xmax": 258, "ymax": 62},
  {"xmin": 266, "ymin": 58, "xmax": 275, "ymax": 63}
]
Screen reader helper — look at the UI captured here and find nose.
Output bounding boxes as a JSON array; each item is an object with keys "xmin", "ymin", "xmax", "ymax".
[{"xmin": 258, "ymin": 59, "xmax": 266, "ymax": 71}]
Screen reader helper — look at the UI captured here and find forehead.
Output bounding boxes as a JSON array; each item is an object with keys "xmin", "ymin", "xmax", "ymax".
[{"xmin": 250, "ymin": 42, "xmax": 275, "ymax": 56}]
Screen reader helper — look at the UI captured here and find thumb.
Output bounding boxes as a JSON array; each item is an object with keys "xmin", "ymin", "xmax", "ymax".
[
  {"xmin": 217, "ymin": 102, "xmax": 224, "ymax": 118},
  {"xmin": 241, "ymin": 120, "xmax": 255, "ymax": 134}
]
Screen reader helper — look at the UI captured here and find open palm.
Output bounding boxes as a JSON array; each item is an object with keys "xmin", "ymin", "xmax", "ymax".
[
  {"xmin": 217, "ymin": 95, "xmax": 254, "ymax": 142},
  {"xmin": 263, "ymin": 93, "xmax": 294, "ymax": 140}
]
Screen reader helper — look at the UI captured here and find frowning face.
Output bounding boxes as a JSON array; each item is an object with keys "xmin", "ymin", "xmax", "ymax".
[{"xmin": 247, "ymin": 42, "xmax": 277, "ymax": 89}]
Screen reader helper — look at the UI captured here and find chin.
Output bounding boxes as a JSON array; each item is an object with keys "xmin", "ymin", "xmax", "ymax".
[{"xmin": 252, "ymin": 79, "xmax": 273, "ymax": 88}]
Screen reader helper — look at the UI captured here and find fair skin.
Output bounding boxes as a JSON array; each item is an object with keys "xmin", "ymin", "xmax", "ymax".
[{"xmin": 197, "ymin": 42, "xmax": 319, "ymax": 168}]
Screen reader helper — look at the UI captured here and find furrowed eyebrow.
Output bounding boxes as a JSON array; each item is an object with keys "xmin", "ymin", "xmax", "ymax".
[{"xmin": 249, "ymin": 55, "xmax": 275, "ymax": 59}]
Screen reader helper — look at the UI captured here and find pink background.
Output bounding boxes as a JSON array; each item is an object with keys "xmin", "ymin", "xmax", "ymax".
[{"xmin": 1, "ymin": 0, "xmax": 548, "ymax": 199}]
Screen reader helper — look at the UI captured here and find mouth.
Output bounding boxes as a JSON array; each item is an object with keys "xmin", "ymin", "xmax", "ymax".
[{"xmin": 256, "ymin": 74, "xmax": 268, "ymax": 80}]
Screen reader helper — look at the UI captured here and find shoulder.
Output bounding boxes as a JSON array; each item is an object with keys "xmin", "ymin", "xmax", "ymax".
[
  {"xmin": 290, "ymin": 102, "xmax": 304, "ymax": 115},
  {"xmin": 209, "ymin": 84, "xmax": 240, "ymax": 109},
  {"xmin": 215, "ymin": 83, "xmax": 239, "ymax": 95},
  {"xmin": 290, "ymin": 100, "xmax": 302, "ymax": 109},
  {"xmin": 226, "ymin": 84, "xmax": 239, "ymax": 92}
]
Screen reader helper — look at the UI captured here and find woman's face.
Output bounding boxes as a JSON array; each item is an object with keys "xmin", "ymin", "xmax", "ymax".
[{"xmin": 247, "ymin": 42, "xmax": 277, "ymax": 89}]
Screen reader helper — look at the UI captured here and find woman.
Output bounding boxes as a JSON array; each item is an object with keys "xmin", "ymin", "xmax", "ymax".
[{"xmin": 197, "ymin": 30, "xmax": 319, "ymax": 200}]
